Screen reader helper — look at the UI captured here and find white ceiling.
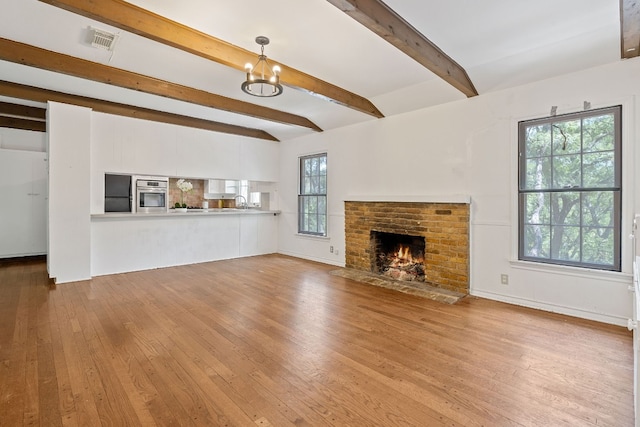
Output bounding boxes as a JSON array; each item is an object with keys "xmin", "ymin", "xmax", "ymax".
[{"xmin": 0, "ymin": 0, "xmax": 622, "ymax": 141}]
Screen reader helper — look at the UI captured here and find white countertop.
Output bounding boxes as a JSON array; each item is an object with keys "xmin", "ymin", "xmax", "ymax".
[{"xmin": 92, "ymin": 209, "xmax": 280, "ymax": 219}]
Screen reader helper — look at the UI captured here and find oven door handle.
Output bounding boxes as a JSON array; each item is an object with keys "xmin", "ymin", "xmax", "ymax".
[{"xmin": 138, "ymin": 187, "xmax": 167, "ymax": 192}]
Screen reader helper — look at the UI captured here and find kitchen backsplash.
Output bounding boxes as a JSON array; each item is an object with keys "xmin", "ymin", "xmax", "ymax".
[
  {"xmin": 168, "ymin": 178, "xmax": 204, "ymax": 208},
  {"xmin": 168, "ymin": 178, "xmax": 235, "ymax": 208}
]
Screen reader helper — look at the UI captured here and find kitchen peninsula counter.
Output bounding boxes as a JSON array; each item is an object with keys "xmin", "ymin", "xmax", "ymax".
[{"xmin": 91, "ymin": 209, "xmax": 279, "ymax": 277}]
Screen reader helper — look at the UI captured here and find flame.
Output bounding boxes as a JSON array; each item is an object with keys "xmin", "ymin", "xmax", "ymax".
[
  {"xmin": 396, "ymin": 245, "xmax": 411, "ymax": 262},
  {"xmin": 390, "ymin": 244, "xmax": 423, "ymax": 267}
]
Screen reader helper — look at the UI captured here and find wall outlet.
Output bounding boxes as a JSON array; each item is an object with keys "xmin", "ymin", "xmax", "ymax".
[
  {"xmin": 330, "ymin": 245, "xmax": 334, "ymax": 253},
  {"xmin": 500, "ymin": 274, "xmax": 509, "ymax": 285}
]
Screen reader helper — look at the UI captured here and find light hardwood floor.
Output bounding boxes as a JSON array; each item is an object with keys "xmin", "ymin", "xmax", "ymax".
[{"xmin": 0, "ymin": 255, "xmax": 633, "ymax": 426}]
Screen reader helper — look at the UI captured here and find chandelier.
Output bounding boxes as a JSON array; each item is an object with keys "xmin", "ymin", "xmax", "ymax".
[{"xmin": 241, "ymin": 36, "xmax": 283, "ymax": 97}]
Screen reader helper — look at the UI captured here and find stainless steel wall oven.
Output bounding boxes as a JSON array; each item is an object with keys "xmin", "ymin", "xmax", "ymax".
[{"xmin": 135, "ymin": 177, "xmax": 168, "ymax": 213}]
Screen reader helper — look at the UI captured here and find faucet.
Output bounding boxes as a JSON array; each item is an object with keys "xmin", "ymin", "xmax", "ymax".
[{"xmin": 234, "ymin": 194, "xmax": 248, "ymax": 209}]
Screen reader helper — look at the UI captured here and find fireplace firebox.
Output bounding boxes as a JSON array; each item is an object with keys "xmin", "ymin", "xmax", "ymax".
[{"xmin": 371, "ymin": 231, "xmax": 426, "ymax": 282}]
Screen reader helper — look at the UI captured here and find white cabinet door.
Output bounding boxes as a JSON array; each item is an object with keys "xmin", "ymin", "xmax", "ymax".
[
  {"xmin": 239, "ymin": 214, "xmax": 278, "ymax": 257},
  {"xmin": 0, "ymin": 149, "xmax": 47, "ymax": 257},
  {"xmin": 256, "ymin": 214, "xmax": 278, "ymax": 254},
  {"xmin": 239, "ymin": 215, "xmax": 259, "ymax": 257}
]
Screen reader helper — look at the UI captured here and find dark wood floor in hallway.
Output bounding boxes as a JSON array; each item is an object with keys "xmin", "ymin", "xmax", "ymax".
[{"xmin": 0, "ymin": 255, "xmax": 633, "ymax": 426}]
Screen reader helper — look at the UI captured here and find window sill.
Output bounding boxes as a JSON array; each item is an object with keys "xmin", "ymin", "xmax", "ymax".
[
  {"xmin": 295, "ymin": 233, "xmax": 330, "ymax": 240},
  {"xmin": 509, "ymin": 259, "xmax": 631, "ymax": 283}
]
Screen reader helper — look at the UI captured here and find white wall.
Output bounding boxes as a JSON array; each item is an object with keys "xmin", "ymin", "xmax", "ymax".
[
  {"xmin": 47, "ymin": 102, "xmax": 92, "ymax": 283},
  {"xmin": 0, "ymin": 127, "xmax": 46, "ymax": 152},
  {"xmin": 90, "ymin": 113, "xmax": 279, "ymax": 214},
  {"xmin": 278, "ymin": 58, "xmax": 640, "ymax": 326}
]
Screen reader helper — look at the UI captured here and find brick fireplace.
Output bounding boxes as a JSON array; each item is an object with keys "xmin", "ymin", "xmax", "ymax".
[{"xmin": 344, "ymin": 201, "xmax": 470, "ymax": 294}]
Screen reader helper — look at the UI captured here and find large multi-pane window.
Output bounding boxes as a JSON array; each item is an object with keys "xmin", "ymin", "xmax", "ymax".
[
  {"xmin": 518, "ymin": 106, "xmax": 621, "ymax": 271},
  {"xmin": 299, "ymin": 153, "xmax": 327, "ymax": 236}
]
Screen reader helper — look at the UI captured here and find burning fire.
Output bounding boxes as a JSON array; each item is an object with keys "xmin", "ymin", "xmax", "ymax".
[
  {"xmin": 390, "ymin": 244, "xmax": 423, "ymax": 266},
  {"xmin": 396, "ymin": 245, "xmax": 411, "ymax": 261},
  {"xmin": 380, "ymin": 243, "xmax": 425, "ymax": 282}
]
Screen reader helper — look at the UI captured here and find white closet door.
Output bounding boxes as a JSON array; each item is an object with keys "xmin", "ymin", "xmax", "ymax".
[{"xmin": 0, "ymin": 149, "xmax": 47, "ymax": 257}]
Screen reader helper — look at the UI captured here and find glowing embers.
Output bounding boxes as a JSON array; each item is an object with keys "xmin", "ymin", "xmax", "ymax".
[{"xmin": 371, "ymin": 231, "xmax": 425, "ymax": 282}]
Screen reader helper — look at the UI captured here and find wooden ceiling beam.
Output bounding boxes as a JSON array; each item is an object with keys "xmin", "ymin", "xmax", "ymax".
[
  {"xmin": 0, "ymin": 80, "xmax": 279, "ymax": 141},
  {"xmin": 0, "ymin": 116, "xmax": 46, "ymax": 132},
  {"xmin": 0, "ymin": 38, "xmax": 320, "ymax": 133},
  {"xmin": 327, "ymin": 0, "xmax": 478, "ymax": 98},
  {"xmin": 0, "ymin": 101, "xmax": 46, "ymax": 121},
  {"xmin": 621, "ymin": 0, "xmax": 640, "ymax": 58},
  {"xmin": 37, "ymin": 0, "xmax": 384, "ymax": 118}
]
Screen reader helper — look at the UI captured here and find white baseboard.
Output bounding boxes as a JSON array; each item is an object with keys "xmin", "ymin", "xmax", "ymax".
[
  {"xmin": 471, "ymin": 289, "xmax": 628, "ymax": 327},
  {"xmin": 276, "ymin": 250, "xmax": 344, "ymax": 267}
]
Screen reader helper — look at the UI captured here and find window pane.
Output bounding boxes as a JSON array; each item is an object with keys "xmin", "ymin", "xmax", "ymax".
[
  {"xmin": 583, "ymin": 152, "xmax": 615, "ymax": 187},
  {"xmin": 551, "ymin": 192, "xmax": 580, "ymax": 226},
  {"xmin": 552, "ymin": 154, "xmax": 581, "ymax": 189},
  {"xmin": 550, "ymin": 225, "xmax": 580, "ymax": 262},
  {"xmin": 319, "ymin": 175, "xmax": 327, "ymax": 193},
  {"xmin": 524, "ymin": 193, "xmax": 550, "ymax": 225},
  {"xmin": 582, "ymin": 192, "xmax": 614, "ymax": 228},
  {"xmin": 318, "ymin": 196, "xmax": 326, "ymax": 215},
  {"xmin": 525, "ymin": 157, "xmax": 551, "ymax": 189},
  {"xmin": 306, "ymin": 196, "xmax": 315, "ymax": 215},
  {"xmin": 318, "ymin": 214, "xmax": 326, "ymax": 234},
  {"xmin": 583, "ymin": 114, "xmax": 614, "ymax": 153},
  {"xmin": 524, "ymin": 224, "xmax": 550, "ymax": 258},
  {"xmin": 552, "ymin": 120, "xmax": 581, "ymax": 154},
  {"xmin": 298, "ymin": 197, "xmax": 306, "ymax": 231},
  {"xmin": 525, "ymin": 124, "xmax": 551, "ymax": 157},
  {"xmin": 304, "ymin": 158, "xmax": 312, "ymax": 177},
  {"xmin": 582, "ymin": 227, "xmax": 614, "ymax": 265}
]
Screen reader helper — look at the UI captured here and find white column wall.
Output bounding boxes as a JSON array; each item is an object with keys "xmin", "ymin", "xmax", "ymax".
[
  {"xmin": 278, "ymin": 58, "xmax": 640, "ymax": 326},
  {"xmin": 47, "ymin": 102, "xmax": 92, "ymax": 283}
]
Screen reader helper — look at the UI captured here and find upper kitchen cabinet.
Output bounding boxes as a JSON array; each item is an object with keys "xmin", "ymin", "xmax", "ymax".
[
  {"xmin": 91, "ymin": 113, "xmax": 177, "ymax": 176},
  {"xmin": 0, "ymin": 149, "xmax": 47, "ymax": 258},
  {"xmin": 175, "ymin": 130, "xmax": 241, "ymax": 179},
  {"xmin": 240, "ymin": 140, "xmax": 279, "ymax": 182}
]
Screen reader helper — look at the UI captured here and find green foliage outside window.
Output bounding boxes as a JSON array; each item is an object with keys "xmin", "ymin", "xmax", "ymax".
[{"xmin": 519, "ymin": 106, "xmax": 621, "ymax": 271}]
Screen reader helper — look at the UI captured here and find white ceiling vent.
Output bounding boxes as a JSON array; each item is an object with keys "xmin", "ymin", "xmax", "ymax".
[{"xmin": 89, "ymin": 27, "xmax": 119, "ymax": 51}]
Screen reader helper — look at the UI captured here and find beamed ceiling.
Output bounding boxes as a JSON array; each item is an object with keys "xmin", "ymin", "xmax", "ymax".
[{"xmin": 0, "ymin": 0, "xmax": 638, "ymax": 140}]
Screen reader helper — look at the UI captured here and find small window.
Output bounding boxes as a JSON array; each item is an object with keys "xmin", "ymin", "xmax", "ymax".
[
  {"xmin": 518, "ymin": 106, "xmax": 621, "ymax": 271},
  {"xmin": 299, "ymin": 153, "xmax": 327, "ymax": 236}
]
